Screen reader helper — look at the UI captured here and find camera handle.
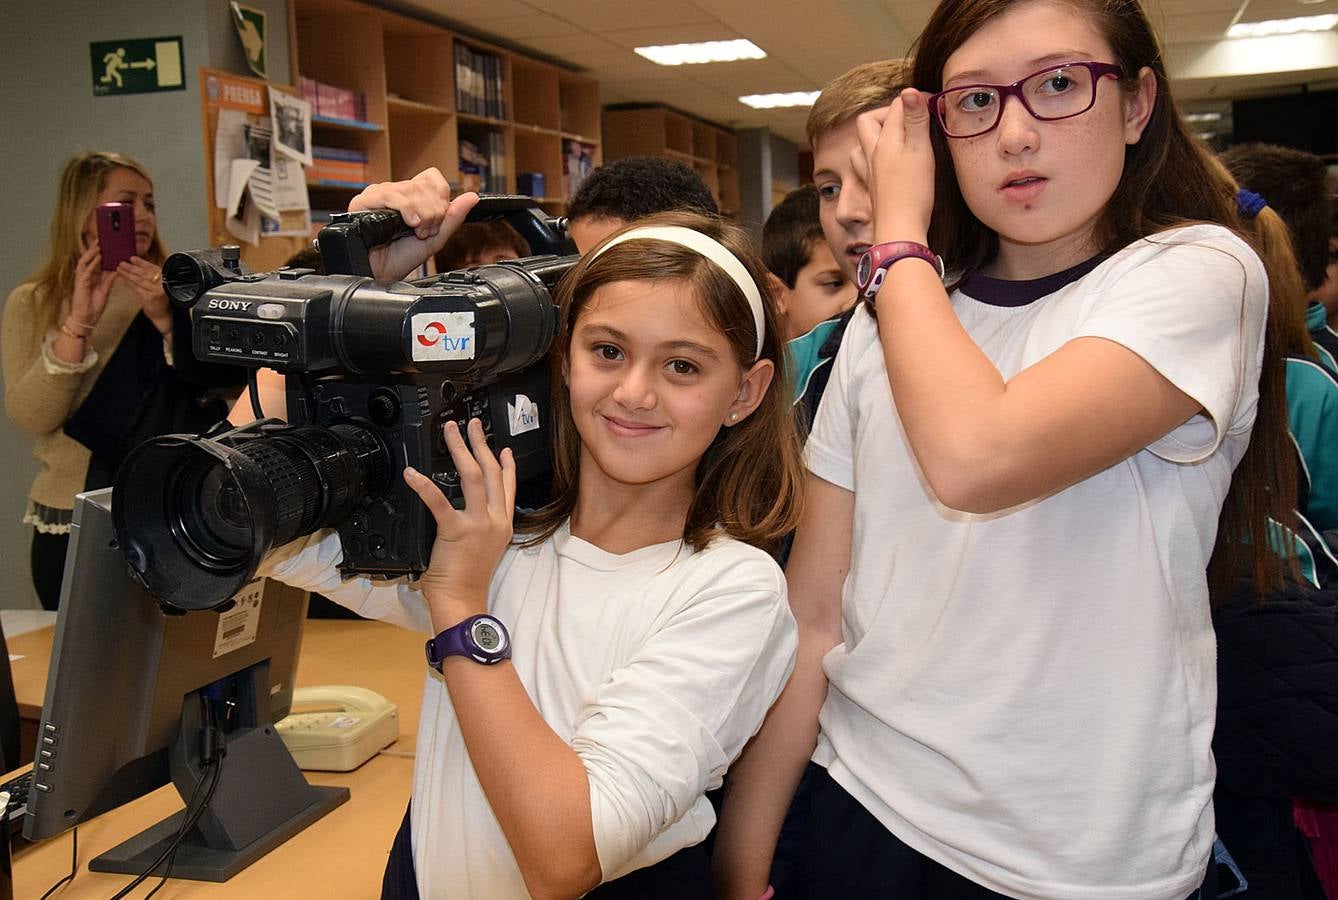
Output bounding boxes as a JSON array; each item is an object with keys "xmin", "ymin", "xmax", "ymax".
[
  {"xmin": 317, "ymin": 210, "xmax": 411, "ymax": 278},
  {"xmin": 316, "ymin": 196, "xmax": 574, "ymax": 279}
]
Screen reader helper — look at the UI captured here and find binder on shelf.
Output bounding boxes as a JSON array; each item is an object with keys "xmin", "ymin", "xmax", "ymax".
[{"xmin": 455, "ymin": 42, "xmax": 505, "ymax": 120}]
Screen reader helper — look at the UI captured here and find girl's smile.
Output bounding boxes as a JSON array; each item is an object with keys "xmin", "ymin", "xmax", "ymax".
[{"xmin": 567, "ymin": 278, "xmax": 760, "ymax": 497}]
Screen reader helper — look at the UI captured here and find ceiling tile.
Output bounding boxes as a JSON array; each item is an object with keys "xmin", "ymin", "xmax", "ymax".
[
  {"xmin": 521, "ymin": 0, "xmax": 717, "ymax": 30},
  {"xmin": 599, "ymin": 23, "xmax": 746, "ymax": 50},
  {"xmin": 511, "ymin": 32, "xmax": 626, "ymax": 57},
  {"xmin": 454, "ymin": 13, "xmax": 586, "ymax": 40},
  {"xmin": 398, "ymin": 0, "xmax": 537, "ymax": 21},
  {"xmin": 1161, "ymin": 11, "xmax": 1237, "ymax": 41},
  {"xmin": 683, "ymin": 59, "xmax": 817, "ymax": 94},
  {"xmin": 1234, "ymin": 0, "xmax": 1337, "ymax": 22},
  {"xmin": 572, "ymin": 49, "xmax": 673, "ymax": 78}
]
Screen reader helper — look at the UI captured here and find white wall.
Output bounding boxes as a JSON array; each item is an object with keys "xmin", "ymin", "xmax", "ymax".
[{"xmin": 0, "ymin": 0, "xmax": 288, "ymax": 608}]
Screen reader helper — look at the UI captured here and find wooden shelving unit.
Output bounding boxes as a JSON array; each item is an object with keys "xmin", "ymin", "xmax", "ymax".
[
  {"xmin": 289, "ymin": 0, "xmax": 600, "ymax": 218},
  {"xmin": 602, "ymin": 106, "xmax": 740, "ymax": 217}
]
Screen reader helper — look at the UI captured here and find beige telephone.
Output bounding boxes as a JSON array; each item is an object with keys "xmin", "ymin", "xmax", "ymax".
[{"xmin": 275, "ymin": 685, "xmax": 400, "ymax": 772}]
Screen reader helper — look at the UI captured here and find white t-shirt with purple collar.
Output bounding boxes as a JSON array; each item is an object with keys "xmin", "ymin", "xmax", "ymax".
[{"xmin": 805, "ymin": 224, "xmax": 1267, "ymax": 899}]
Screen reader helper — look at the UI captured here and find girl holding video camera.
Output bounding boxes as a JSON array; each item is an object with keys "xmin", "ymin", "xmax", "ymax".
[
  {"xmin": 2, "ymin": 151, "xmax": 179, "ymax": 609},
  {"xmin": 261, "ymin": 168, "xmax": 805, "ymax": 898}
]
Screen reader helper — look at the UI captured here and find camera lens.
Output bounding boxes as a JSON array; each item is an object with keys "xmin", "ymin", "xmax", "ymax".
[
  {"xmin": 170, "ymin": 458, "xmax": 255, "ymax": 569},
  {"xmin": 114, "ymin": 423, "xmax": 390, "ymax": 611}
]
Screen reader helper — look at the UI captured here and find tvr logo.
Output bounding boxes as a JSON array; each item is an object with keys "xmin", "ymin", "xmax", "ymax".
[
  {"xmin": 507, "ymin": 394, "xmax": 540, "ymax": 436},
  {"xmin": 415, "ymin": 321, "xmax": 471, "ymax": 352},
  {"xmin": 411, "ymin": 312, "xmax": 476, "ymax": 362}
]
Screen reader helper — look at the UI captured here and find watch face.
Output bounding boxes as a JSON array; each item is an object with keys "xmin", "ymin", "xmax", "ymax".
[
  {"xmin": 856, "ymin": 250, "xmax": 873, "ymax": 290},
  {"xmin": 471, "ymin": 618, "xmax": 505, "ymax": 653}
]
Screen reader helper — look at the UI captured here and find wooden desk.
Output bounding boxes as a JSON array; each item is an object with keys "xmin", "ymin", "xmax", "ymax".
[{"xmin": 9, "ymin": 618, "xmax": 424, "ymax": 899}]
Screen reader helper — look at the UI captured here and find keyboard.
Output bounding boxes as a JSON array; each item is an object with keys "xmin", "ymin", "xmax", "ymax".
[{"xmin": 1, "ymin": 770, "xmax": 32, "ymax": 839}]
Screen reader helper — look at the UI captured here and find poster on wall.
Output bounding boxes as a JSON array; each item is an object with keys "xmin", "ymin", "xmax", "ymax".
[
  {"xmin": 207, "ymin": 71, "xmax": 310, "ymax": 244},
  {"xmin": 270, "ymin": 90, "xmax": 313, "ymax": 167},
  {"xmin": 230, "ymin": 2, "xmax": 268, "ymax": 79}
]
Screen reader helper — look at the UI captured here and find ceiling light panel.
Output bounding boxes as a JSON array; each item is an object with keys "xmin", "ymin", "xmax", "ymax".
[
  {"xmin": 1227, "ymin": 13, "xmax": 1338, "ymax": 37},
  {"xmin": 634, "ymin": 39, "xmax": 767, "ymax": 65},
  {"xmin": 738, "ymin": 91, "xmax": 821, "ymax": 109}
]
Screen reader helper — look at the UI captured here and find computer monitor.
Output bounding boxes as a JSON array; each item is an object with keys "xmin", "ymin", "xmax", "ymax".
[{"xmin": 24, "ymin": 488, "xmax": 348, "ymax": 882}]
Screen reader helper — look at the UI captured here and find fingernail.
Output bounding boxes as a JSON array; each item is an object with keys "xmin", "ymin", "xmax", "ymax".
[{"xmin": 404, "ymin": 466, "xmax": 420, "ymax": 478}]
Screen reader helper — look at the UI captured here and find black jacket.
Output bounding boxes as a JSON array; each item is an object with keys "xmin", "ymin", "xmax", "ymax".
[
  {"xmin": 1213, "ymin": 534, "xmax": 1338, "ymax": 898},
  {"xmin": 63, "ymin": 307, "xmax": 244, "ymax": 491}
]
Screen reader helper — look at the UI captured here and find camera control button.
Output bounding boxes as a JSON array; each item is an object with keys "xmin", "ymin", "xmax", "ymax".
[
  {"xmin": 256, "ymin": 303, "xmax": 285, "ymax": 320},
  {"xmin": 369, "ymin": 535, "xmax": 388, "ymax": 559}
]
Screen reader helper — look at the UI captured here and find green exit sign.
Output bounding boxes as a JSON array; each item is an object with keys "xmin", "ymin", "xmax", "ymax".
[{"xmin": 90, "ymin": 36, "xmax": 185, "ymax": 96}]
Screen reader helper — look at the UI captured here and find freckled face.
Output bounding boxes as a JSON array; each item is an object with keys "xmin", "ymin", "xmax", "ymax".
[{"xmin": 941, "ymin": 0, "xmax": 1152, "ymax": 273}]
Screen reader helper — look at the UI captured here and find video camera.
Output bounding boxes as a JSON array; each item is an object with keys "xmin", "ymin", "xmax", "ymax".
[{"xmin": 113, "ymin": 197, "xmax": 577, "ymax": 613}]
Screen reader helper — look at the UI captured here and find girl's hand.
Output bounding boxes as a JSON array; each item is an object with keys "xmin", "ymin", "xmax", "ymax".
[
  {"xmin": 71, "ymin": 242, "xmax": 116, "ymax": 328},
  {"xmin": 117, "ymin": 257, "xmax": 173, "ymax": 332},
  {"xmin": 348, "ymin": 168, "xmax": 479, "ymax": 281},
  {"xmin": 854, "ymin": 88, "xmax": 937, "ymax": 244},
  {"xmin": 403, "ymin": 418, "xmax": 516, "ymax": 625}
]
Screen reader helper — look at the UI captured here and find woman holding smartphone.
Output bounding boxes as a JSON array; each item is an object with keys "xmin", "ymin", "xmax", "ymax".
[{"xmin": 2, "ymin": 151, "xmax": 237, "ymax": 609}]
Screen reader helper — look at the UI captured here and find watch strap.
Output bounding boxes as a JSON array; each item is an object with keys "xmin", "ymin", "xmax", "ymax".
[
  {"xmin": 858, "ymin": 241, "xmax": 945, "ymax": 298},
  {"xmin": 425, "ymin": 614, "xmax": 511, "ymax": 669}
]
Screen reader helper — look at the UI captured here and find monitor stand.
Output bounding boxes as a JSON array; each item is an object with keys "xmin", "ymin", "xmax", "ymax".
[{"xmin": 90, "ymin": 664, "xmax": 350, "ymax": 883}]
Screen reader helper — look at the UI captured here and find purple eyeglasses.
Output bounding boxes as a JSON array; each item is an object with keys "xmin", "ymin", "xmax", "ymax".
[{"xmin": 929, "ymin": 61, "xmax": 1125, "ymax": 138}]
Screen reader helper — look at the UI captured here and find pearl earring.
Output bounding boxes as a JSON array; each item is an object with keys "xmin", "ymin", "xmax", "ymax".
[{"xmin": 730, "ymin": 412, "xmax": 739, "ymax": 422}]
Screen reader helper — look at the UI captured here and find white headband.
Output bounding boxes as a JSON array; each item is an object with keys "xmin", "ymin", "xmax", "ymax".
[{"xmin": 589, "ymin": 225, "xmax": 766, "ymax": 360}]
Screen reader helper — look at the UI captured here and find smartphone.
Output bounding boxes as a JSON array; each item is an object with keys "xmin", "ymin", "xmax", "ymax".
[{"xmin": 96, "ymin": 202, "xmax": 136, "ymax": 271}]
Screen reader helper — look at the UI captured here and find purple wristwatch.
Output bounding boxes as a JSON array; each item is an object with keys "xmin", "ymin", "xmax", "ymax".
[
  {"xmin": 425, "ymin": 614, "xmax": 512, "ymax": 669},
  {"xmin": 856, "ymin": 241, "xmax": 945, "ymax": 298}
]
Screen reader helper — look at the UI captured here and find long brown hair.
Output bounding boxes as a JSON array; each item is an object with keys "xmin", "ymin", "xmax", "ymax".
[
  {"xmin": 29, "ymin": 151, "xmax": 166, "ymax": 331},
  {"xmin": 909, "ymin": 0, "xmax": 1302, "ymax": 600},
  {"xmin": 519, "ymin": 211, "xmax": 806, "ymax": 552}
]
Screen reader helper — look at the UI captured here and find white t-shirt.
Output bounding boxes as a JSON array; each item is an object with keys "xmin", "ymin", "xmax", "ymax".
[
  {"xmin": 805, "ymin": 224, "xmax": 1267, "ymax": 900},
  {"xmin": 262, "ymin": 521, "xmax": 796, "ymax": 898}
]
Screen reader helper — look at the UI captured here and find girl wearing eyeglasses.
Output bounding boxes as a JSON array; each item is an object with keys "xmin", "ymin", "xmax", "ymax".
[{"xmin": 713, "ymin": 0, "xmax": 1308, "ymax": 897}]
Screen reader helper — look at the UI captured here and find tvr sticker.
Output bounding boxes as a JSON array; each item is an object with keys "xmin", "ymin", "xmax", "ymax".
[
  {"xmin": 411, "ymin": 312, "xmax": 476, "ymax": 361},
  {"xmin": 507, "ymin": 394, "xmax": 540, "ymax": 435}
]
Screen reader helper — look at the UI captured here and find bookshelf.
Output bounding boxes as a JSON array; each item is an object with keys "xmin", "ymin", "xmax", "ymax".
[
  {"xmin": 602, "ymin": 106, "xmax": 741, "ymax": 217},
  {"xmin": 288, "ymin": 0, "xmax": 601, "ymax": 222}
]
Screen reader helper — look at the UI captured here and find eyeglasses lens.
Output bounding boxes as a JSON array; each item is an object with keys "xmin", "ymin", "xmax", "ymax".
[{"xmin": 939, "ymin": 64, "xmax": 1098, "ymax": 138}]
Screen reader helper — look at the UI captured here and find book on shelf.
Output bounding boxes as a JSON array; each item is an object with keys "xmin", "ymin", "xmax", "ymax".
[
  {"xmin": 309, "ymin": 145, "xmax": 368, "ymax": 184},
  {"xmin": 459, "ymin": 134, "xmax": 508, "ymax": 193},
  {"xmin": 454, "ymin": 43, "xmax": 506, "ymax": 119},
  {"xmin": 301, "ymin": 75, "xmax": 367, "ymax": 123},
  {"xmin": 562, "ymin": 139, "xmax": 595, "ymax": 198}
]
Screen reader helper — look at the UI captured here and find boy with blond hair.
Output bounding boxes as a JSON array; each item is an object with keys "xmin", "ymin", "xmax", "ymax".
[
  {"xmin": 781, "ymin": 60, "xmax": 907, "ymax": 433},
  {"xmin": 713, "ymin": 58, "xmax": 907, "ymax": 899}
]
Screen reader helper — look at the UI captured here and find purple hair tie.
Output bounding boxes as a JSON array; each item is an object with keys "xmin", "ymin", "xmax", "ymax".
[{"xmin": 1237, "ymin": 188, "xmax": 1267, "ymax": 220}]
